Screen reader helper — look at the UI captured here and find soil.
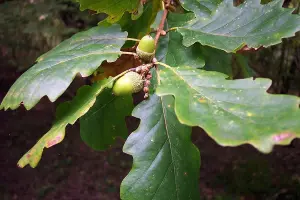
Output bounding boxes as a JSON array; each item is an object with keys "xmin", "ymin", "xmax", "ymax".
[{"xmin": 1, "ymin": 68, "xmax": 300, "ymax": 200}]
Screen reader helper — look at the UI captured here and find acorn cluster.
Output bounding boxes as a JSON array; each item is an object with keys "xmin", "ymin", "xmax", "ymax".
[{"xmin": 112, "ymin": 35, "xmax": 155, "ymax": 99}]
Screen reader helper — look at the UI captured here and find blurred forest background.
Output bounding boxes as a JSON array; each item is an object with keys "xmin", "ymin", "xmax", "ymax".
[{"xmin": 0, "ymin": 0, "xmax": 300, "ymax": 200}]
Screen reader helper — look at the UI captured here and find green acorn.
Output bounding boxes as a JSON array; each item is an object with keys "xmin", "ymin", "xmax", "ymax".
[
  {"xmin": 136, "ymin": 35, "xmax": 155, "ymax": 62},
  {"xmin": 112, "ymin": 72, "xmax": 144, "ymax": 96}
]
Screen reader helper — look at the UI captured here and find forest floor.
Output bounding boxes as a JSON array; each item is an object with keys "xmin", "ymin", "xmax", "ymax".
[{"xmin": 1, "ymin": 68, "xmax": 300, "ymax": 200}]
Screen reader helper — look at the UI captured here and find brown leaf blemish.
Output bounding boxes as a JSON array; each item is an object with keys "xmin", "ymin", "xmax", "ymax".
[
  {"xmin": 272, "ymin": 132, "xmax": 295, "ymax": 143},
  {"xmin": 198, "ymin": 98, "xmax": 207, "ymax": 103},
  {"xmin": 46, "ymin": 135, "xmax": 62, "ymax": 148}
]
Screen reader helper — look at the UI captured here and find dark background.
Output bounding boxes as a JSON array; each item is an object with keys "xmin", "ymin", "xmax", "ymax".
[{"xmin": 0, "ymin": 0, "xmax": 300, "ymax": 199}]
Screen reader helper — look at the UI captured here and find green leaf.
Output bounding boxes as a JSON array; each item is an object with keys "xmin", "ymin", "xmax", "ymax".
[
  {"xmin": 80, "ymin": 89, "xmax": 133, "ymax": 150},
  {"xmin": 157, "ymin": 30, "xmax": 248, "ymax": 78},
  {"xmin": 161, "ymin": 10, "xmax": 250, "ymax": 78},
  {"xmin": 18, "ymin": 78, "xmax": 114, "ymax": 168},
  {"xmin": 121, "ymin": 95, "xmax": 200, "ymax": 200},
  {"xmin": 163, "ymin": 32, "xmax": 206, "ymax": 68},
  {"xmin": 154, "ymin": 13, "xmax": 205, "ymax": 68},
  {"xmin": 150, "ymin": 10, "xmax": 164, "ymax": 30},
  {"xmin": 156, "ymin": 12, "xmax": 234, "ymax": 77},
  {"xmin": 76, "ymin": 0, "xmax": 139, "ymax": 23},
  {"xmin": 176, "ymin": 0, "xmax": 300, "ymax": 52},
  {"xmin": 131, "ymin": 2, "xmax": 144, "ymax": 20},
  {"xmin": 232, "ymin": 54, "xmax": 255, "ymax": 78},
  {"xmin": 155, "ymin": 65, "xmax": 300, "ymax": 153},
  {"xmin": 180, "ymin": 0, "xmax": 222, "ymax": 17},
  {"xmin": 155, "ymin": 12, "xmax": 233, "ymax": 74},
  {"xmin": 155, "ymin": 11, "xmax": 245, "ymax": 78},
  {"xmin": 100, "ymin": 1, "xmax": 162, "ymax": 48},
  {"xmin": 201, "ymin": 45, "xmax": 233, "ymax": 77},
  {"xmin": 0, "ymin": 25, "xmax": 127, "ymax": 110}
]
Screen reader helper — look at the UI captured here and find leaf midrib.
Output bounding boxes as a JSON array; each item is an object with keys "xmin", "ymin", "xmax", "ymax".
[
  {"xmin": 3, "ymin": 51, "xmax": 121, "ymax": 106},
  {"xmin": 178, "ymin": 0, "xmax": 295, "ymax": 39},
  {"xmin": 160, "ymin": 97, "xmax": 179, "ymax": 200}
]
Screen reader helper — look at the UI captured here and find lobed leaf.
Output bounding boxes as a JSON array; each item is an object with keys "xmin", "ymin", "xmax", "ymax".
[
  {"xmin": 1, "ymin": 25, "xmax": 127, "ymax": 110},
  {"xmin": 155, "ymin": 13, "xmax": 234, "ymax": 75},
  {"xmin": 156, "ymin": 65, "xmax": 300, "ymax": 153},
  {"xmin": 76, "ymin": 0, "xmax": 139, "ymax": 23},
  {"xmin": 162, "ymin": 32, "xmax": 206, "ymax": 69},
  {"xmin": 18, "ymin": 78, "xmax": 114, "ymax": 168},
  {"xmin": 154, "ymin": 13, "xmax": 205, "ymax": 68},
  {"xmin": 176, "ymin": 0, "xmax": 300, "ymax": 52},
  {"xmin": 80, "ymin": 89, "xmax": 133, "ymax": 150},
  {"xmin": 121, "ymin": 95, "xmax": 200, "ymax": 200},
  {"xmin": 165, "ymin": 13, "xmax": 253, "ymax": 78}
]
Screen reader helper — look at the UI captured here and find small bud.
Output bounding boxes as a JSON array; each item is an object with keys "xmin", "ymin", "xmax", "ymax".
[
  {"xmin": 160, "ymin": 30, "xmax": 166, "ymax": 36},
  {"xmin": 141, "ymin": 65, "xmax": 149, "ymax": 72},
  {"xmin": 144, "ymin": 93, "xmax": 149, "ymax": 99},
  {"xmin": 143, "ymin": 87, "xmax": 149, "ymax": 93},
  {"xmin": 135, "ymin": 66, "xmax": 142, "ymax": 73},
  {"xmin": 146, "ymin": 64, "xmax": 152, "ymax": 70},
  {"xmin": 146, "ymin": 73, "xmax": 152, "ymax": 80},
  {"xmin": 144, "ymin": 80, "xmax": 151, "ymax": 86}
]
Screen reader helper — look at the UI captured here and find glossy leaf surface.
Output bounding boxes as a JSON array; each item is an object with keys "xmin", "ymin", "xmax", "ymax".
[
  {"xmin": 77, "ymin": 0, "xmax": 139, "ymax": 23},
  {"xmin": 1, "ymin": 25, "xmax": 127, "ymax": 110},
  {"xmin": 176, "ymin": 0, "xmax": 300, "ymax": 52},
  {"xmin": 121, "ymin": 95, "xmax": 200, "ymax": 200},
  {"xmin": 80, "ymin": 89, "xmax": 133, "ymax": 150},
  {"xmin": 156, "ymin": 65, "xmax": 300, "ymax": 153}
]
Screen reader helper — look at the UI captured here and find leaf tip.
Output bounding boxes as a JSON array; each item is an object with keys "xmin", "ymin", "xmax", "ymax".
[{"xmin": 17, "ymin": 161, "xmax": 25, "ymax": 169}]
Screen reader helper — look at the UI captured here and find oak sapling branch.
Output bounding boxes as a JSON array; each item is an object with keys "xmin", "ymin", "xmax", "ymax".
[
  {"xmin": 113, "ymin": 0, "xmax": 172, "ymax": 99},
  {"xmin": 154, "ymin": 0, "xmax": 171, "ymax": 45}
]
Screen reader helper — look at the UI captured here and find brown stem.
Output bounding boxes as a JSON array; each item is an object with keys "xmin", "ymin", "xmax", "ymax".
[
  {"xmin": 154, "ymin": 0, "xmax": 171, "ymax": 46},
  {"xmin": 129, "ymin": 63, "xmax": 154, "ymax": 72}
]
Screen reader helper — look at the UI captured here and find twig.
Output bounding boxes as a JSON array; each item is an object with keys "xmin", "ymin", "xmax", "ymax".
[
  {"xmin": 154, "ymin": 0, "xmax": 171, "ymax": 46},
  {"xmin": 129, "ymin": 63, "xmax": 154, "ymax": 72}
]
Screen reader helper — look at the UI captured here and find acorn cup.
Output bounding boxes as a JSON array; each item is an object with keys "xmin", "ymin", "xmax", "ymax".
[{"xmin": 136, "ymin": 35, "xmax": 155, "ymax": 62}]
